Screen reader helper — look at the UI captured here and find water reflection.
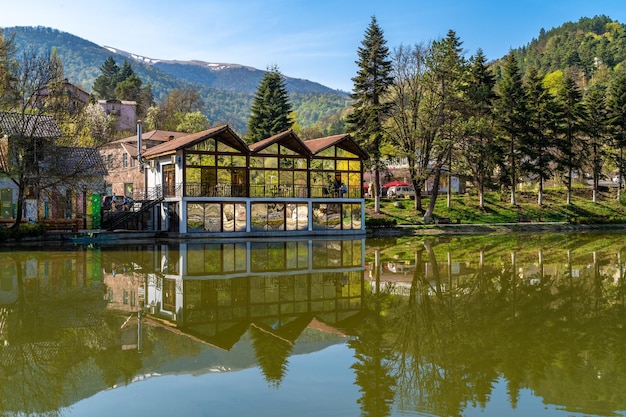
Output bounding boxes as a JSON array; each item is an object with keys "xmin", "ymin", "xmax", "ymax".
[{"xmin": 0, "ymin": 233, "xmax": 625, "ymax": 416}]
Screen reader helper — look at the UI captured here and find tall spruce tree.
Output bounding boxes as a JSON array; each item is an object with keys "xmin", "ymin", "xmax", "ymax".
[
  {"xmin": 555, "ymin": 75, "xmax": 585, "ymax": 205},
  {"xmin": 247, "ymin": 65, "xmax": 293, "ymax": 143},
  {"xmin": 347, "ymin": 16, "xmax": 393, "ymax": 213},
  {"xmin": 493, "ymin": 52, "xmax": 529, "ymax": 206},
  {"xmin": 459, "ymin": 49, "xmax": 497, "ymax": 210},
  {"xmin": 607, "ymin": 72, "xmax": 626, "ymax": 201},
  {"xmin": 524, "ymin": 66, "xmax": 558, "ymax": 206},
  {"xmin": 423, "ymin": 29, "xmax": 466, "ymax": 222},
  {"xmin": 92, "ymin": 56, "xmax": 119, "ymax": 100},
  {"xmin": 583, "ymin": 83, "xmax": 608, "ymax": 203}
]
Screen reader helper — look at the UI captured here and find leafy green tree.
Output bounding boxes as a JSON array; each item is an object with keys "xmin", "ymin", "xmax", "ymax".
[
  {"xmin": 247, "ymin": 65, "xmax": 293, "ymax": 143},
  {"xmin": 347, "ymin": 16, "xmax": 393, "ymax": 213},
  {"xmin": 493, "ymin": 52, "xmax": 530, "ymax": 206},
  {"xmin": 175, "ymin": 111, "xmax": 210, "ymax": 133},
  {"xmin": 554, "ymin": 75, "xmax": 585, "ymax": 204},
  {"xmin": 144, "ymin": 87, "xmax": 205, "ymax": 132},
  {"xmin": 387, "ymin": 42, "xmax": 429, "ymax": 212}
]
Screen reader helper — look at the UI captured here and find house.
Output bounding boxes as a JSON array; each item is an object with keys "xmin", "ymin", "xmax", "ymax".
[
  {"xmin": 99, "ymin": 129, "xmax": 188, "ymax": 198},
  {"xmin": 137, "ymin": 125, "xmax": 368, "ymax": 236},
  {"xmin": 34, "ymin": 79, "xmax": 90, "ymax": 115},
  {"xmin": 0, "ymin": 112, "xmax": 106, "ymax": 226},
  {"xmin": 98, "ymin": 99, "xmax": 137, "ymax": 132}
]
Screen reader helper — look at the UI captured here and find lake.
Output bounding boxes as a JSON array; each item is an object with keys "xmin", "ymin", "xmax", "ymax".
[{"xmin": 1, "ymin": 232, "xmax": 625, "ymax": 417}]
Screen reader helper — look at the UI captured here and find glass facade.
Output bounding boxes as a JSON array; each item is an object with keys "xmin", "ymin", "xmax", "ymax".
[{"xmin": 175, "ymin": 133, "xmax": 365, "ymax": 234}]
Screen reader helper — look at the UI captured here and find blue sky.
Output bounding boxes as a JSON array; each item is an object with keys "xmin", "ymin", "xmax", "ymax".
[{"xmin": 1, "ymin": 0, "xmax": 625, "ymax": 91}]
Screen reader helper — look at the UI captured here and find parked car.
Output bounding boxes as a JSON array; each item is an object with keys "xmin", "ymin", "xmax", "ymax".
[
  {"xmin": 387, "ymin": 185, "xmax": 415, "ymax": 199},
  {"xmin": 102, "ymin": 195, "xmax": 131, "ymax": 211}
]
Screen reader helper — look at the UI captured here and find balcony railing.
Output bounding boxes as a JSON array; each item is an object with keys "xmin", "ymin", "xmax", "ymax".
[{"xmin": 161, "ymin": 182, "xmax": 362, "ymax": 199}]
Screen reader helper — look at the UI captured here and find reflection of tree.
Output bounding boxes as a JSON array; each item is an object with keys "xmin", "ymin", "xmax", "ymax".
[
  {"xmin": 350, "ymin": 248, "xmax": 396, "ymax": 417},
  {"xmin": 249, "ymin": 324, "xmax": 292, "ymax": 388},
  {"xmin": 366, "ymin": 234, "xmax": 626, "ymax": 416}
]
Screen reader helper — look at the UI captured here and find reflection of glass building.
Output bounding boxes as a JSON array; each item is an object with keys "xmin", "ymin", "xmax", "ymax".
[
  {"xmin": 141, "ymin": 126, "xmax": 368, "ymax": 237},
  {"xmin": 145, "ymin": 239, "xmax": 366, "ymax": 349}
]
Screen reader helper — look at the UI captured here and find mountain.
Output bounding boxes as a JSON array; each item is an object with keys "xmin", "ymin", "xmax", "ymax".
[{"xmin": 2, "ymin": 26, "xmax": 350, "ymax": 134}]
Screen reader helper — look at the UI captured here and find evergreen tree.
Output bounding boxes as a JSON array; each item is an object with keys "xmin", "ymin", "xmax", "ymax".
[
  {"xmin": 554, "ymin": 75, "xmax": 585, "ymax": 204},
  {"xmin": 423, "ymin": 29, "xmax": 466, "ymax": 221},
  {"xmin": 459, "ymin": 49, "xmax": 497, "ymax": 210},
  {"xmin": 247, "ymin": 65, "xmax": 293, "ymax": 143},
  {"xmin": 347, "ymin": 16, "xmax": 393, "ymax": 213},
  {"xmin": 524, "ymin": 66, "xmax": 558, "ymax": 206},
  {"xmin": 583, "ymin": 83, "xmax": 608, "ymax": 203},
  {"xmin": 493, "ymin": 52, "xmax": 530, "ymax": 206},
  {"xmin": 92, "ymin": 56, "xmax": 119, "ymax": 100},
  {"xmin": 606, "ymin": 72, "xmax": 626, "ymax": 201}
]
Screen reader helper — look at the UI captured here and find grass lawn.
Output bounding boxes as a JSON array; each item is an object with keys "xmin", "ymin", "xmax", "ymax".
[{"xmin": 365, "ymin": 186, "xmax": 626, "ymax": 226}]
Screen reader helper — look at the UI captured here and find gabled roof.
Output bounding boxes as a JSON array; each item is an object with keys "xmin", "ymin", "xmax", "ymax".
[
  {"xmin": 0, "ymin": 112, "xmax": 62, "ymax": 139},
  {"xmin": 249, "ymin": 129, "xmax": 312, "ymax": 156},
  {"xmin": 304, "ymin": 133, "xmax": 369, "ymax": 159},
  {"xmin": 142, "ymin": 125, "xmax": 248, "ymax": 159}
]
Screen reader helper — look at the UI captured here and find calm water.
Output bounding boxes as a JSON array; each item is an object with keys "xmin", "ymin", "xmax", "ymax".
[{"xmin": 1, "ymin": 233, "xmax": 626, "ymax": 417}]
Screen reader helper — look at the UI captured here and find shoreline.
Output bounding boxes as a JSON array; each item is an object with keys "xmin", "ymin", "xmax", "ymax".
[
  {"xmin": 2, "ymin": 221, "xmax": 626, "ymax": 247},
  {"xmin": 366, "ymin": 222, "xmax": 626, "ymax": 237}
]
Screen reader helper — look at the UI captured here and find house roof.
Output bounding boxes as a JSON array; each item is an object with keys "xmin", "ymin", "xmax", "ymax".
[
  {"xmin": 249, "ymin": 129, "xmax": 312, "ymax": 156},
  {"xmin": 110, "ymin": 130, "xmax": 188, "ymax": 145},
  {"xmin": 303, "ymin": 133, "xmax": 369, "ymax": 159},
  {"xmin": 0, "ymin": 112, "xmax": 62, "ymax": 139},
  {"xmin": 46, "ymin": 146, "xmax": 108, "ymax": 177},
  {"xmin": 142, "ymin": 125, "xmax": 248, "ymax": 159}
]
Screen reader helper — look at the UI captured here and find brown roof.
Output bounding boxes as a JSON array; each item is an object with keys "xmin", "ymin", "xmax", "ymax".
[
  {"xmin": 108, "ymin": 129, "xmax": 188, "ymax": 146},
  {"xmin": 304, "ymin": 133, "xmax": 369, "ymax": 159},
  {"xmin": 0, "ymin": 112, "xmax": 62, "ymax": 139},
  {"xmin": 248, "ymin": 129, "xmax": 312, "ymax": 156},
  {"xmin": 142, "ymin": 125, "xmax": 248, "ymax": 159}
]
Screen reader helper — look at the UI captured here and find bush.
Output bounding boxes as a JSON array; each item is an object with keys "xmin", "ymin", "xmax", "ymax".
[{"xmin": 366, "ymin": 217, "xmax": 397, "ymax": 228}]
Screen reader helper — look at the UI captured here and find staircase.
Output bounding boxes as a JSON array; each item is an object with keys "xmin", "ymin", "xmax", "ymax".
[{"xmin": 102, "ymin": 188, "xmax": 164, "ymax": 231}]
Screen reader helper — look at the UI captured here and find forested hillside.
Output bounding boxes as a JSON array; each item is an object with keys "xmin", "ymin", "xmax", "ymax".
[
  {"xmin": 511, "ymin": 15, "xmax": 626, "ymax": 85},
  {"xmin": 2, "ymin": 26, "xmax": 350, "ymax": 134}
]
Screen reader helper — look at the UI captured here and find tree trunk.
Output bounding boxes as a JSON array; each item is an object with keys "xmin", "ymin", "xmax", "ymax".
[
  {"xmin": 374, "ymin": 167, "xmax": 381, "ymax": 213},
  {"xmin": 423, "ymin": 167, "xmax": 442, "ymax": 224},
  {"xmin": 618, "ymin": 147, "xmax": 623, "ymax": 202},
  {"xmin": 567, "ymin": 167, "xmax": 572, "ymax": 205},
  {"xmin": 538, "ymin": 177, "xmax": 543, "ymax": 206},
  {"xmin": 478, "ymin": 182, "xmax": 485, "ymax": 210}
]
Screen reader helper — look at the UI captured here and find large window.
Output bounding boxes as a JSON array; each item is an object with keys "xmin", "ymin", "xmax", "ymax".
[
  {"xmin": 250, "ymin": 144, "xmax": 308, "ymax": 198},
  {"xmin": 187, "ymin": 202, "xmax": 246, "ymax": 232},
  {"xmin": 184, "ymin": 138, "xmax": 247, "ymax": 197},
  {"xmin": 310, "ymin": 146, "xmax": 362, "ymax": 198}
]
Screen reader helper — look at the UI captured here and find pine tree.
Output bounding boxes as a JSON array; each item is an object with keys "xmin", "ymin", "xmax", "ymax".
[
  {"xmin": 459, "ymin": 49, "xmax": 497, "ymax": 210},
  {"xmin": 583, "ymin": 83, "xmax": 608, "ymax": 203},
  {"xmin": 247, "ymin": 65, "xmax": 293, "ymax": 143},
  {"xmin": 607, "ymin": 72, "xmax": 626, "ymax": 201},
  {"xmin": 92, "ymin": 56, "xmax": 119, "ymax": 100},
  {"xmin": 554, "ymin": 75, "xmax": 585, "ymax": 205},
  {"xmin": 493, "ymin": 52, "xmax": 530, "ymax": 206},
  {"xmin": 347, "ymin": 16, "xmax": 393, "ymax": 213},
  {"xmin": 524, "ymin": 66, "xmax": 558, "ymax": 206}
]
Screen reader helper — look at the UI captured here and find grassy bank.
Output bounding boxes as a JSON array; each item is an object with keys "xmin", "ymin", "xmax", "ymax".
[{"xmin": 365, "ymin": 186, "xmax": 626, "ymax": 227}]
